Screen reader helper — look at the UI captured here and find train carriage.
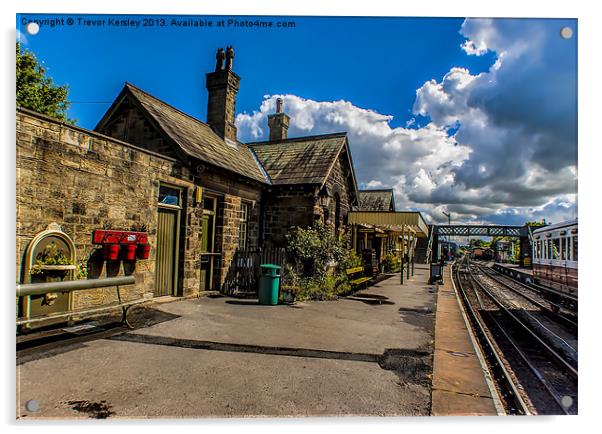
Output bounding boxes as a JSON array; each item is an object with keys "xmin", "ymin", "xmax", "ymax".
[{"xmin": 532, "ymin": 219, "xmax": 578, "ymax": 297}]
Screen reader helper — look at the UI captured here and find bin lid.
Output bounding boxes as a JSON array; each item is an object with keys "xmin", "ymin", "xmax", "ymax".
[{"xmin": 260, "ymin": 264, "xmax": 281, "ymax": 270}]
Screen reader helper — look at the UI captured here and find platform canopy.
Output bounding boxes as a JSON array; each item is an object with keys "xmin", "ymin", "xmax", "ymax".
[{"xmin": 348, "ymin": 211, "xmax": 429, "ymax": 237}]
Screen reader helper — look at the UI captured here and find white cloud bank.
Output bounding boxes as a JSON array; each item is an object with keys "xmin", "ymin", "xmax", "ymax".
[{"xmin": 237, "ymin": 18, "xmax": 577, "ymax": 225}]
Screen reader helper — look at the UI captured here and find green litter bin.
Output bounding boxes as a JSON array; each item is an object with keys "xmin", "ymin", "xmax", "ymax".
[{"xmin": 258, "ymin": 264, "xmax": 281, "ymax": 305}]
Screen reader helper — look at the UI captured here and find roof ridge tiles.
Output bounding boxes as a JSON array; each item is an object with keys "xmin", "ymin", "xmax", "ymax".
[{"xmin": 247, "ymin": 131, "xmax": 347, "ymax": 146}]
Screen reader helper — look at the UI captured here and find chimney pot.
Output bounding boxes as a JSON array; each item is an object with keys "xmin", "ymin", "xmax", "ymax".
[
  {"xmin": 206, "ymin": 47, "xmax": 240, "ymax": 142},
  {"xmin": 268, "ymin": 98, "xmax": 290, "ymax": 141}
]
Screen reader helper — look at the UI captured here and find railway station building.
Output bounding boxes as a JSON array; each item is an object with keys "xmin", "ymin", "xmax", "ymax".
[{"xmin": 18, "ymin": 47, "xmax": 413, "ymax": 317}]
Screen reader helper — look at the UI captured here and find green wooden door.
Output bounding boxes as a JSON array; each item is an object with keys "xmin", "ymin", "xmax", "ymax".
[{"xmin": 156, "ymin": 208, "xmax": 179, "ymax": 296}]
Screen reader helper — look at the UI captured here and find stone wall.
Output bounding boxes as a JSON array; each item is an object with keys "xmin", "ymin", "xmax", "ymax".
[
  {"xmin": 322, "ymin": 148, "xmax": 355, "ymax": 232},
  {"xmin": 96, "ymin": 96, "xmax": 177, "ymax": 159},
  {"xmin": 195, "ymin": 168, "xmax": 263, "ymax": 288},
  {"xmin": 262, "ymin": 187, "xmax": 316, "ymax": 247},
  {"xmin": 261, "ymin": 150, "xmax": 357, "ymax": 246},
  {"xmin": 16, "ymin": 109, "xmax": 204, "ymax": 310}
]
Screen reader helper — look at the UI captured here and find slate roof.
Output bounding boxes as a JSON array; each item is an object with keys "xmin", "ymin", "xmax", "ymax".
[
  {"xmin": 98, "ymin": 83, "xmax": 268, "ymax": 184},
  {"xmin": 249, "ymin": 133, "xmax": 348, "ymax": 185},
  {"xmin": 357, "ymin": 189, "xmax": 395, "ymax": 211}
]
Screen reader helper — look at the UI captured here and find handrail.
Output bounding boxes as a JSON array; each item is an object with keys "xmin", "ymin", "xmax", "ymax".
[
  {"xmin": 16, "ymin": 276, "xmax": 136, "ymax": 297},
  {"xmin": 16, "ymin": 275, "xmax": 139, "ymax": 329}
]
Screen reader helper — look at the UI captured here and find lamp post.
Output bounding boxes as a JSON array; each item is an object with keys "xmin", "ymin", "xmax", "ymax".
[{"xmin": 442, "ymin": 211, "xmax": 451, "ymax": 226}]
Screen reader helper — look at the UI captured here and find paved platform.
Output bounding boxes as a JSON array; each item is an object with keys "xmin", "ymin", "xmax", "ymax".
[
  {"xmin": 431, "ymin": 266, "xmax": 500, "ymax": 416},
  {"xmin": 17, "ymin": 265, "xmax": 437, "ymax": 418}
]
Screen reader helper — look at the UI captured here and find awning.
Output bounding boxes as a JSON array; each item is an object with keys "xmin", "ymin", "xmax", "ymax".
[{"xmin": 348, "ymin": 211, "xmax": 429, "ymax": 237}]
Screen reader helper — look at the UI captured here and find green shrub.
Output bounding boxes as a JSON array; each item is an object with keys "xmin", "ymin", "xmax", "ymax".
[
  {"xmin": 381, "ymin": 252, "xmax": 401, "ymax": 273},
  {"xmin": 283, "ymin": 221, "xmax": 358, "ymax": 301}
]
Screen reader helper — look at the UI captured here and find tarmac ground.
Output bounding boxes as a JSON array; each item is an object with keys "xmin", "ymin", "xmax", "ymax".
[{"xmin": 17, "ymin": 265, "xmax": 439, "ymax": 418}]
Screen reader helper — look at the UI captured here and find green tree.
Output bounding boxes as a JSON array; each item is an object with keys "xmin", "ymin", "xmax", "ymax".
[
  {"xmin": 16, "ymin": 42, "xmax": 72, "ymax": 122},
  {"xmin": 469, "ymin": 238, "xmax": 489, "ymax": 248},
  {"xmin": 525, "ymin": 220, "xmax": 546, "ymax": 227}
]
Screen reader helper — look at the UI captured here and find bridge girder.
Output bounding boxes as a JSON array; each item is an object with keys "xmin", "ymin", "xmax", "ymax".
[{"xmin": 433, "ymin": 225, "xmax": 526, "ymax": 238}]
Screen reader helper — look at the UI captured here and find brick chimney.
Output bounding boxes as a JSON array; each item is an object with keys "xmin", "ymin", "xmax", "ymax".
[
  {"xmin": 267, "ymin": 98, "xmax": 290, "ymax": 141},
  {"xmin": 206, "ymin": 46, "xmax": 240, "ymax": 142}
]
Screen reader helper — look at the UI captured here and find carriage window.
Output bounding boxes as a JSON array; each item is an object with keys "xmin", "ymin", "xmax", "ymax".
[
  {"xmin": 544, "ymin": 240, "xmax": 549, "ymax": 259},
  {"xmin": 552, "ymin": 239, "xmax": 560, "ymax": 259},
  {"xmin": 572, "ymin": 236, "xmax": 578, "ymax": 261},
  {"xmin": 560, "ymin": 237, "xmax": 565, "ymax": 260}
]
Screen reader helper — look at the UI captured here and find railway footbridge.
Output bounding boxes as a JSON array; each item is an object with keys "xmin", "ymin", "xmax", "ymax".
[{"xmin": 430, "ymin": 224, "xmax": 533, "ymax": 266}]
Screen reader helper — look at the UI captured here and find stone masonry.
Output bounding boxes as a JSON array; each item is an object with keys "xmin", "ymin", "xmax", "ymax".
[{"xmin": 16, "ymin": 109, "xmax": 204, "ymax": 307}]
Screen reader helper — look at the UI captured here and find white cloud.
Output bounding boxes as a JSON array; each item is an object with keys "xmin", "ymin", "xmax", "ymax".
[
  {"xmin": 237, "ymin": 18, "xmax": 577, "ymax": 226},
  {"xmin": 237, "ymin": 94, "xmax": 471, "ymax": 220}
]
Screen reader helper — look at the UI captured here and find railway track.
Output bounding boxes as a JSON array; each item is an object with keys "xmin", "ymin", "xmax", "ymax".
[
  {"xmin": 493, "ymin": 265, "xmax": 578, "ymax": 313},
  {"xmin": 453, "ymin": 256, "xmax": 578, "ymax": 415},
  {"xmin": 474, "ymin": 264, "xmax": 578, "ymax": 366},
  {"xmin": 487, "ymin": 265, "xmax": 578, "ymax": 322}
]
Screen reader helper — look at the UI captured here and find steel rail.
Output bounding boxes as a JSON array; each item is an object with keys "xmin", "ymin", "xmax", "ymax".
[
  {"xmin": 452, "ymin": 260, "xmax": 531, "ymax": 415},
  {"xmin": 492, "ymin": 265, "xmax": 578, "ymax": 306},
  {"xmin": 467, "ymin": 264, "xmax": 578, "ymax": 379},
  {"xmin": 481, "ymin": 308, "xmax": 571, "ymax": 415},
  {"xmin": 478, "ymin": 265, "xmax": 578, "ymax": 332}
]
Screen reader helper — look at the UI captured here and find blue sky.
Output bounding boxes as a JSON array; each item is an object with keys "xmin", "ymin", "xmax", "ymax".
[
  {"xmin": 17, "ymin": 15, "xmax": 577, "ymax": 225},
  {"xmin": 17, "ymin": 15, "xmax": 495, "ymax": 129}
]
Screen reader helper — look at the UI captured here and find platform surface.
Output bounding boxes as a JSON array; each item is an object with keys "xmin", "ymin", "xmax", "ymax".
[
  {"xmin": 430, "ymin": 266, "xmax": 499, "ymax": 416},
  {"xmin": 18, "ymin": 265, "xmax": 438, "ymax": 418}
]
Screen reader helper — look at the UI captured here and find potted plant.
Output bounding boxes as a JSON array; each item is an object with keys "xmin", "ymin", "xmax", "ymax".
[
  {"xmin": 30, "ymin": 243, "xmax": 76, "ymax": 277},
  {"xmin": 29, "ymin": 242, "xmax": 75, "ymax": 305}
]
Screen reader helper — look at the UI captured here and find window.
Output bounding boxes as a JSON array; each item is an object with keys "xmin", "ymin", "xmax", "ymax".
[
  {"xmin": 560, "ymin": 237, "xmax": 565, "ymax": 260},
  {"xmin": 334, "ymin": 193, "xmax": 341, "ymax": 233},
  {"xmin": 158, "ymin": 185, "xmax": 181, "ymax": 207},
  {"xmin": 572, "ymin": 236, "xmax": 578, "ymax": 261},
  {"xmin": 552, "ymin": 238, "xmax": 560, "ymax": 259},
  {"xmin": 239, "ymin": 202, "xmax": 249, "ymax": 249},
  {"xmin": 203, "ymin": 196, "xmax": 216, "ymax": 212}
]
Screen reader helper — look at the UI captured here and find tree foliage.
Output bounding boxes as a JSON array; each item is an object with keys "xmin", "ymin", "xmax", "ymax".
[
  {"xmin": 524, "ymin": 220, "xmax": 547, "ymax": 227},
  {"xmin": 469, "ymin": 238, "xmax": 489, "ymax": 248},
  {"xmin": 16, "ymin": 42, "xmax": 72, "ymax": 122},
  {"xmin": 283, "ymin": 221, "xmax": 362, "ymax": 301}
]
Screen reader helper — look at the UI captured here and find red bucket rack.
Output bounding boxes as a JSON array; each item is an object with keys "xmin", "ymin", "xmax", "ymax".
[{"xmin": 92, "ymin": 230, "xmax": 150, "ymax": 262}]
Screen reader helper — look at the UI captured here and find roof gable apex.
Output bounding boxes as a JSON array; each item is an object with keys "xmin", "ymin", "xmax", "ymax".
[{"xmin": 95, "ymin": 83, "xmax": 269, "ymax": 184}]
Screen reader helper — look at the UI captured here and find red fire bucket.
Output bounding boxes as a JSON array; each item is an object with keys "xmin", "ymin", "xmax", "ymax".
[
  {"xmin": 123, "ymin": 244, "xmax": 137, "ymax": 261},
  {"xmin": 137, "ymin": 243, "xmax": 151, "ymax": 260},
  {"xmin": 103, "ymin": 244, "xmax": 120, "ymax": 261}
]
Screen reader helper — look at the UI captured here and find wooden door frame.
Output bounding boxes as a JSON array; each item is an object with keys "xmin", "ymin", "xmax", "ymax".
[
  {"xmin": 201, "ymin": 192, "xmax": 218, "ymax": 291},
  {"xmin": 156, "ymin": 183, "xmax": 183, "ymax": 297}
]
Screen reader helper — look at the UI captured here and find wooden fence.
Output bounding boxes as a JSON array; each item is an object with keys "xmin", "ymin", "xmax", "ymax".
[{"xmin": 222, "ymin": 247, "xmax": 286, "ymax": 295}]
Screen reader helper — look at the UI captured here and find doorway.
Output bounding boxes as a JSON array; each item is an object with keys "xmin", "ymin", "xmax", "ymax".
[
  {"xmin": 155, "ymin": 185, "xmax": 182, "ymax": 297},
  {"xmin": 200, "ymin": 194, "xmax": 218, "ymax": 291}
]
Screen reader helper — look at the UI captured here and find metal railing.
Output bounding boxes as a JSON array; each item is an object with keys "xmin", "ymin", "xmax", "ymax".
[{"xmin": 16, "ymin": 276, "xmax": 143, "ymax": 328}]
